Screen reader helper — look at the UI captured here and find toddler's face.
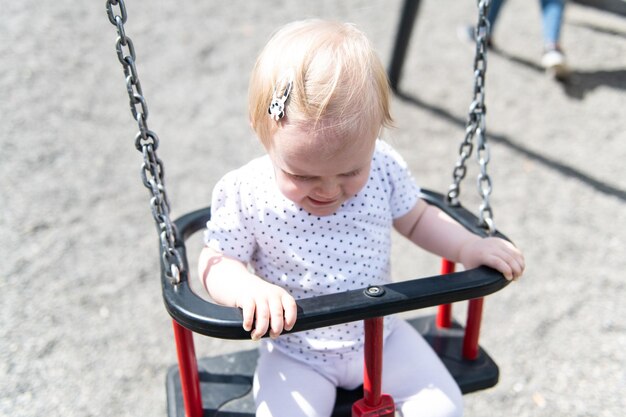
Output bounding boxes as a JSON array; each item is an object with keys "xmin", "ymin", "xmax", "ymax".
[{"xmin": 268, "ymin": 125, "xmax": 376, "ymax": 216}]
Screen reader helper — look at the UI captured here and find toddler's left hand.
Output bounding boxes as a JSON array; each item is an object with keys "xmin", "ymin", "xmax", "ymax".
[{"xmin": 459, "ymin": 237, "xmax": 525, "ymax": 281}]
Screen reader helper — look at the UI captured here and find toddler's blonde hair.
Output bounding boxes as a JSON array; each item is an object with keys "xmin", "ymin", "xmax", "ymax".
[{"xmin": 249, "ymin": 19, "xmax": 392, "ymax": 149}]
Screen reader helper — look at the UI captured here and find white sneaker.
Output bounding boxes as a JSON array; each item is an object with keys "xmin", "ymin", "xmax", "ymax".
[{"xmin": 541, "ymin": 48, "xmax": 569, "ymax": 79}]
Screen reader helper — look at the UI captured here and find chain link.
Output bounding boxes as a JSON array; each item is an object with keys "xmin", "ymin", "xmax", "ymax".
[
  {"xmin": 105, "ymin": 0, "xmax": 183, "ymax": 284},
  {"xmin": 447, "ymin": 0, "xmax": 496, "ymax": 235}
]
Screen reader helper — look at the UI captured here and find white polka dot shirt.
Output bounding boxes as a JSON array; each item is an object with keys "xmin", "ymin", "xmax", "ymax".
[{"xmin": 204, "ymin": 140, "xmax": 420, "ymax": 363}]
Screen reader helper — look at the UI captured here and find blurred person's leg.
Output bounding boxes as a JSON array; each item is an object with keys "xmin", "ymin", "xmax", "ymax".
[
  {"xmin": 540, "ymin": 0, "xmax": 566, "ymax": 47},
  {"xmin": 540, "ymin": 0, "xmax": 569, "ymax": 78}
]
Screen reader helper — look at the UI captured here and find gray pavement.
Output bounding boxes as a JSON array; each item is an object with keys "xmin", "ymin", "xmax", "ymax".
[{"xmin": 2, "ymin": 1, "xmax": 625, "ymax": 416}]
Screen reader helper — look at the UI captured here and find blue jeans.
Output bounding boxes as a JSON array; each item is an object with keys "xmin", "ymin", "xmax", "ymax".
[{"xmin": 487, "ymin": 0, "xmax": 566, "ymax": 47}]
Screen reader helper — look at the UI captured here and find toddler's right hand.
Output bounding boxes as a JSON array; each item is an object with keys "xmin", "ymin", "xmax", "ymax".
[{"xmin": 236, "ymin": 277, "xmax": 298, "ymax": 341}]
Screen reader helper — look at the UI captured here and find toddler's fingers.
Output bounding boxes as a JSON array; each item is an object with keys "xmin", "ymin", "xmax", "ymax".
[
  {"xmin": 486, "ymin": 254, "xmax": 515, "ymax": 281},
  {"xmin": 511, "ymin": 252, "xmax": 525, "ymax": 280},
  {"xmin": 282, "ymin": 294, "xmax": 298, "ymax": 331},
  {"xmin": 238, "ymin": 298, "xmax": 256, "ymax": 332},
  {"xmin": 492, "ymin": 245, "xmax": 525, "ymax": 281},
  {"xmin": 499, "ymin": 244, "xmax": 525, "ymax": 280},
  {"xmin": 252, "ymin": 301, "xmax": 270, "ymax": 341},
  {"xmin": 268, "ymin": 296, "xmax": 285, "ymax": 339}
]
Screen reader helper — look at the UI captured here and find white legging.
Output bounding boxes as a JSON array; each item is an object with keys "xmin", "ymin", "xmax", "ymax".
[{"xmin": 253, "ymin": 319, "xmax": 463, "ymax": 417}]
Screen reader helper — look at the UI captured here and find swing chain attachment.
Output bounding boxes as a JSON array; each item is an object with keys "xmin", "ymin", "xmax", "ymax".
[
  {"xmin": 447, "ymin": 0, "xmax": 496, "ymax": 236},
  {"xmin": 106, "ymin": 0, "xmax": 183, "ymax": 285}
]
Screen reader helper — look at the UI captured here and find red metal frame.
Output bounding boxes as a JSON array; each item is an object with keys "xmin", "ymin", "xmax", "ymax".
[
  {"xmin": 352, "ymin": 317, "xmax": 395, "ymax": 417},
  {"xmin": 436, "ymin": 258, "xmax": 484, "ymax": 360},
  {"xmin": 436, "ymin": 259, "xmax": 455, "ymax": 328},
  {"xmin": 463, "ymin": 298, "xmax": 484, "ymax": 360},
  {"xmin": 172, "ymin": 320, "xmax": 203, "ymax": 417}
]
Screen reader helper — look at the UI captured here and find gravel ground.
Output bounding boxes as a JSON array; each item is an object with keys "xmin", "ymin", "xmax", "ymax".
[{"xmin": 2, "ymin": 1, "xmax": 625, "ymax": 416}]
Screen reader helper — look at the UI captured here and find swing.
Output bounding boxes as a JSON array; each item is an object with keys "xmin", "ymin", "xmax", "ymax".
[{"xmin": 106, "ymin": 1, "xmax": 509, "ymax": 416}]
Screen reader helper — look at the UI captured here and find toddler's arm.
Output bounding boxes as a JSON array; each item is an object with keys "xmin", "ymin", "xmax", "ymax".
[
  {"xmin": 198, "ymin": 247, "xmax": 297, "ymax": 340},
  {"xmin": 393, "ymin": 199, "xmax": 525, "ymax": 281}
]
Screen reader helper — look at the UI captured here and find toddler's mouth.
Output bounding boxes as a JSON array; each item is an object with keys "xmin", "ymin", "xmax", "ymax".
[{"xmin": 308, "ymin": 197, "xmax": 338, "ymax": 206}]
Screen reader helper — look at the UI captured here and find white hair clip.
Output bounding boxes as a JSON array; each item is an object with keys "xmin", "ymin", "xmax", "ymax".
[{"xmin": 268, "ymin": 71, "xmax": 294, "ymax": 121}]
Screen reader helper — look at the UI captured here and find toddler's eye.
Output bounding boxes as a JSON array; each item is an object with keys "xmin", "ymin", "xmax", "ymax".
[
  {"xmin": 289, "ymin": 173, "xmax": 314, "ymax": 181},
  {"xmin": 341, "ymin": 169, "xmax": 361, "ymax": 177}
]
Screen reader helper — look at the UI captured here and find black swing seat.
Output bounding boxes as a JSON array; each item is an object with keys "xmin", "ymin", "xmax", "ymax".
[{"xmin": 163, "ymin": 189, "xmax": 510, "ymax": 417}]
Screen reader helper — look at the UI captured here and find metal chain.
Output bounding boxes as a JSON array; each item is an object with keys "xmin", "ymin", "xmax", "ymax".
[
  {"xmin": 106, "ymin": 0, "xmax": 184, "ymax": 284},
  {"xmin": 447, "ymin": 0, "xmax": 495, "ymax": 235}
]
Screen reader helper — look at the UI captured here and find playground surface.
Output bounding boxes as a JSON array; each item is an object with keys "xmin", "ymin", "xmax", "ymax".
[{"xmin": 2, "ymin": 1, "xmax": 625, "ymax": 416}]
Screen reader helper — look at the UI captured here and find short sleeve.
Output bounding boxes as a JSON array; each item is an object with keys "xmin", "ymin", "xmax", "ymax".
[
  {"xmin": 377, "ymin": 141, "xmax": 420, "ymax": 219},
  {"xmin": 203, "ymin": 170, "xmax": 256, "ymax": 263}
]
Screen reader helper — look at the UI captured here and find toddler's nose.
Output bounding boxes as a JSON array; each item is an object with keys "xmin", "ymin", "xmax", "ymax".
[{"xmin": 315, "ymin": 180, "xmax": 340, "ymax": 199}]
